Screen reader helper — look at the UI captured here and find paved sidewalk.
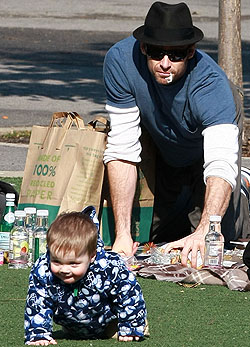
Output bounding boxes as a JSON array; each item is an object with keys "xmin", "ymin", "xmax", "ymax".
[
  {"xmin": 1, "ymin": 0, "xmax": 250, "ymax": 38},
  {"xmin": 0, "ymin": 0, "xmax": 249, "ymax": 128},
  {"xmin": 0, "ymin": 0, "xmax": 250, "ymax": 177}
]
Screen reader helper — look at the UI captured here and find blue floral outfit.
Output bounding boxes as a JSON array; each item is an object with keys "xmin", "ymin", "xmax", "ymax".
[{"xmin": 24, "ymin": 206, "xmax": 146, "ymax": 344}]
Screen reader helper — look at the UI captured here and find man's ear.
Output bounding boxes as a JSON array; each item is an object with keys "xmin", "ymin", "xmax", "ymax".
[
  {"xmin": 187, "ymin": 44, "xmax": 196, "ymax": 60},
  {"xmin": 140, "ymin": 42, "xmax": 147, "ymax": 55}
]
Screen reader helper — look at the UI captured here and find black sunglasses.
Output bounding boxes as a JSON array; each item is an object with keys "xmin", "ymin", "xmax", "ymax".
[{"xmin": 145, "ymin": 44, "xmax": 189, "ymax": 62}]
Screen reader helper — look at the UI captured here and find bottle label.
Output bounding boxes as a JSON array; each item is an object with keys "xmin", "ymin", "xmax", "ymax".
[
  {"xmin": 0, "ymin": 232, "xmax": 11, "ymax": 250},
  {"xmin": 34, "ymin": 237, "xmax": 47, "ymax": 262},
  {"xmin": 28, "ymin": 232, "xmax": 33, "ymax": 250},
  {"xmin": 4, "ymin": 212, "xmax": 15, "ymax": 224},
  {"xmin": 208, "ymin": 258, "xmax": 219, "ymax": 266},
  {"xmin": 209, "ymin": 244, "xmax": 220, "ymax": 257},
  {"xmin": 9, "ymin": 239, "xmax": 28, "ymax": 263},
  {"xmin": 205, "ymin": 241, "xmax": 224, "ymax": 267}
]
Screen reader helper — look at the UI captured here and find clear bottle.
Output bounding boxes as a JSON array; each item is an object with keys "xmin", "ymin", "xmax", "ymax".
[
  {"xmin": 0, "ymin": 193, "xmax": 16, "ymax": 254},
  {"xmin": 204, "ymin": 215, "xmax": 224, "ymax": 268},
  {"xmin": 24, "ymin": 207, "xmax": 37, "ymax": 267},
  {"xmin": 8, "ymin": 210, "xmax": 29, "ymax": 269},
  {"xmin": 33, "ymin": 210, "xmax": 49, "ymax": 263}
]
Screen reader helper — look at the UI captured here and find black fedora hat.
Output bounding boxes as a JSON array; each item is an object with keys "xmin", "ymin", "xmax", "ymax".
[{"xmin": 133, "ymin": 2, "xmax": 204, "ymax": 46}]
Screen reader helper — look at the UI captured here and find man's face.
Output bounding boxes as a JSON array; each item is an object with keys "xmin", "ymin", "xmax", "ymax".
[
  {"xmin": 141, "ymin": 43, "xmax": 195, "ymax": 85},
  {"xmin": 50, "ymin": 249, "xmax": 96, "ymax": 284}
]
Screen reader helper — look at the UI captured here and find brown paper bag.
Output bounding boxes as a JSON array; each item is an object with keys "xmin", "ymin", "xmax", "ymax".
[{"xmin": 18, "ymin": 112, "xmax": 109, "ymax": 225}]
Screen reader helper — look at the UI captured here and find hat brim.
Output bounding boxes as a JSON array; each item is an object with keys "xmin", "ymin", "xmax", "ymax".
[{"xmin": 133, "ymin": 25, "xmax": 204, "ymax": 46}]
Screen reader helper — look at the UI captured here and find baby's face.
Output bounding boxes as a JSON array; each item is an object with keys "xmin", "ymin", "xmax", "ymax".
[{"xmin": 50, "ymin": 250, "xmax": 95, "ymax": 284}]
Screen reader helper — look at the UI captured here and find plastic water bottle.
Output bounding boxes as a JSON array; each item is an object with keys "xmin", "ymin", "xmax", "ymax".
[
  {"xmin": 24, "ymin": 207, "xmax": 37, "ymax": 267},
  {"xmin": 0, "ymin": 193, "xmax": 16, "ymax": 255},
  {"xmin": 8, "ymin": 210, "xmax": 29, "ymax": 269},
  {"xmin": 204, "ymin": 215, "xmax": 224, "ymax": 268},
  {"xmin": 33, "ymin": 210, "xmax": 49, "ymax": 262}
]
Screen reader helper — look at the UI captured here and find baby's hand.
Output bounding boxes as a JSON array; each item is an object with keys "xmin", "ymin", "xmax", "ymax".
[
  {"xmin": 26, "ymin": 338, "xmax": 57, "ymax": 345},
  {"xmin": 118, "ymin": 336, "xmax": 140, "ymax": 342}
]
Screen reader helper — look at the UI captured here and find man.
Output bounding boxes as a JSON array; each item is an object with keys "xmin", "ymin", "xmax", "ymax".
[{"xmin": 103, "ymin": 2, "xmax": 249, "ymax": 267}]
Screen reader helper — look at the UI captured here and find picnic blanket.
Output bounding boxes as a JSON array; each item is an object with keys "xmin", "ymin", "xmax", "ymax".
[{"xmin": 137, "ymin": 262, "xmax": 250, "ymax": 291}]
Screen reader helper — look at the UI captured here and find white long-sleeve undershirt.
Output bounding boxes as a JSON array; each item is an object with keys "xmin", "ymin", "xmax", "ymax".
[
  {"xmin": 202, "ymin": 124, "xmax": 239, "ymax": 191},
  {"xmin": 103, "ymin": 105, "xmax": 142, "ymax": 164},
  {"xmin": 104, "ymin": 105, "xmax": 239, "ymax": 190}
]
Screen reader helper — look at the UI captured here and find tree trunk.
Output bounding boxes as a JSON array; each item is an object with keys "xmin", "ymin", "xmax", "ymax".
[
  {"xmin": 218, "ymin": 0, "xmax": 242, "ymax": 87},
  {"xmin": 218, "ymin": 0, "xmax": 246, "ymax": 144}
]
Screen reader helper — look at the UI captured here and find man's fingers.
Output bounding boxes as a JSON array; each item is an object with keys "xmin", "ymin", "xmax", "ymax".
[
  {"xmin": 190, "ymin": 245, "xmax": 199, "ymax": 268},
  {"xmin": 180, "ymin": 244, "xmax": 191, "ymax": 267},
  {"xmin": 200, "ymin": 243, "xmax": 206, "ymax": 262},
  {"xmin": 163, "ymin": 240, "xmax": 184, "ymax": 253}
]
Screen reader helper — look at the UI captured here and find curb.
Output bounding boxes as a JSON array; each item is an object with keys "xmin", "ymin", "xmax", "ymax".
[
  {"xmin": 0, "ymin": 171, "xmax": 24, "ymax": 178},
  {"xmin": 0, "ymin": 142, "xmax": 29, "ymax": 148},
  {"xmin": 0, "ymin": 127, "xmax": 32, "ymax": 134}
]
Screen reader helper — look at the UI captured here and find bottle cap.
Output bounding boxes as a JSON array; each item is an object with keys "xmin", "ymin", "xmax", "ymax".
[
  {"xmin": 209, "ymin": 215, "xmax": 221, "ymax": 222},
  {"xmin": 24, "ymin": 207, "xmax": 36, "ymax": 214},
  {"xmin": 37, "ymin": 210, "xmax": 49, "ymax": 217},
  {"xmin": 14, "ymin": 210, "xmax": 26, "ymax": 217},
  {"xmin": 6, "ymin": 193, "xmax": 15, "ymax": 200}
]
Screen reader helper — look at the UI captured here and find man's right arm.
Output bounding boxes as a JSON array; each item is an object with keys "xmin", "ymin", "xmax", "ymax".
[
  {"xmin": 107, "ymin": 160, "xmax": 138, "ymax": 255},
  {"xmin": 103, "ymin": 43, "xmax": 142, "ymax": 255},
  {"xmin": 104, "ymin": 105, "xmax": 141, "ymax": 256}
]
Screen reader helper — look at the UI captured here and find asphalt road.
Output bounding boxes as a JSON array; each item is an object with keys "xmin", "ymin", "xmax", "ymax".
[{"xmin": 0, "ymin": 0, "xmax": 250, "ymax": 174}]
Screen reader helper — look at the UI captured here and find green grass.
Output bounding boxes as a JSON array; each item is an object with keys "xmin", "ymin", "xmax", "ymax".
[
  {"xmin": 1, "ymin": 178, "xmax": 250, "ymax": 346},
  {"xmin": 0, "ymin": 130, "xmax": 31, "ymax": 143},
  {"xmin": 0, "ymin": 266, "xmax": 250, "ymax": 347}
]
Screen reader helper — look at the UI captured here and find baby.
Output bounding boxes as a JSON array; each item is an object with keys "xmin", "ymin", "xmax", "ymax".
[{"xmin": 24, "ymin": 206, "xmax": 147, "ymax": 345}]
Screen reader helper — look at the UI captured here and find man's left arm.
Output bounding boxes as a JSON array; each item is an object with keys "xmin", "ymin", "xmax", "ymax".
[
  {"xmin": 179, "ymin": 176, "xmax": 232, "ymax": 267},
  {"xmin": 165, "ymin": 123, "xmax": 239, "ymax": 267}
]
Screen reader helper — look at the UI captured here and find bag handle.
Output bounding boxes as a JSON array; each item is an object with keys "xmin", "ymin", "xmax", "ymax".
[
  {"xmin": 67, "ymin": 112, "xmax": 85, "ymax": 129},
  {"xmin": 42, "ymin": 112, "xmax": 85, "ymax": 149},
  {"xmin": 49, "ymin": 112, "xmax": 85, "ymax": 129},
  {"xmin": 88, "ymin": 116, "xmax": 110, "ymax": 133}
]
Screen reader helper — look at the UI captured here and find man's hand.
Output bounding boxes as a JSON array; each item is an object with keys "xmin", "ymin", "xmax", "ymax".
[
  {"xmin": 164, "ymin": 176, "xmax": 232, "ymax": 268},
  {"xmin": 26, "ymin": 339, "xmax": 57, "ymax": 345},
  {"xmin": 112, "ymin": 233, "xmax": 139, "ymax": 256},
  {"xmin": 164, "ymin": 229, "xmax": 206, "ymax": 268}
]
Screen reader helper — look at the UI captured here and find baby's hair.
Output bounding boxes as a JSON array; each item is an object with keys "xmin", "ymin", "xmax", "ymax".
[{"xmin": 47, "ymin": 211, "xmax": 98, "ymax": 258}]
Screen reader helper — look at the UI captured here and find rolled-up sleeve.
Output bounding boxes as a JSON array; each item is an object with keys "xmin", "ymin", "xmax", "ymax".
[
  {"xmin": 202, "ymin": 124, "xmax": 239, "ymax": 190},
  {"xmin": 103, "ymin": 105, "xmax": 142, "ymax": 164}
]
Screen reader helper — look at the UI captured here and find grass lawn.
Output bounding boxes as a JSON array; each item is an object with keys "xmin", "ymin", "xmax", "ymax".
[
  {"xmin": 1, "ymin": 266, "xmax": 250, "ymax": 347},
  {"xmin": 0, "ymin": 177, "xmax": 250, "ymax": 346}
]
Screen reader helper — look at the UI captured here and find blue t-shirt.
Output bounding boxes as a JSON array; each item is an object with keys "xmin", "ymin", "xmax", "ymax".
[{"xmin": 103, "ymin": 36, "xmax": 237, "ymax": 167}]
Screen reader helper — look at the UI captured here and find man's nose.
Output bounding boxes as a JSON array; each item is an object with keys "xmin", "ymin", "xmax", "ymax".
[{"xmin": 160, "ymin": 55, "xmax": 171, "ymax": 69}]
